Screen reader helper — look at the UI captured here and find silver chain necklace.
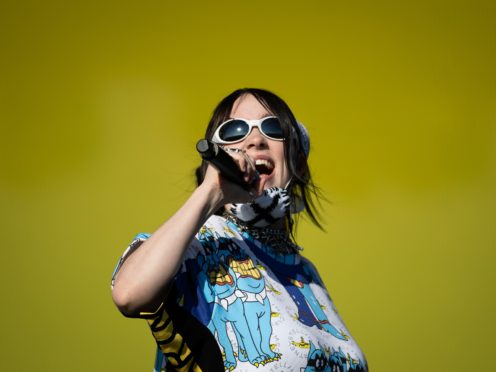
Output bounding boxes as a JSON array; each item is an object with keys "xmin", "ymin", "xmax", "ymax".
[{"xmin": 223, "ymin": 212, "xmax": 302, "ymax": 255}]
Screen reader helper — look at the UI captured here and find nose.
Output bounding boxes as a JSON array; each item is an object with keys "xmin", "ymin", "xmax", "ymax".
[{"xmin": 243, "ymin": 127, "xmax": 268, "ymax": 150}]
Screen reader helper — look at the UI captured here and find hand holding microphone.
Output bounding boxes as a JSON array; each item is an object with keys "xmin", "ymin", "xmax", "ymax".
[{"xmin": 196, "ymin": 139, "xmax": 259, "ymax": 191}]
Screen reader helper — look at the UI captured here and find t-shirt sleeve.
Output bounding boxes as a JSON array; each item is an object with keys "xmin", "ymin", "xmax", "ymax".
[
  {"xmin": 110, "ymin": 231, "xmax": 205, "ymax": 315},
  {"xmin": 110, "ymin": 232, "xmax": 151, "ymax": 290}
]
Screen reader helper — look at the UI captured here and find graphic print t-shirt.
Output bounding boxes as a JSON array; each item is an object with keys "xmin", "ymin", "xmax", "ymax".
[{"xmin": 112, "ymin": 215, "xmax": 368, "ymax": 372}]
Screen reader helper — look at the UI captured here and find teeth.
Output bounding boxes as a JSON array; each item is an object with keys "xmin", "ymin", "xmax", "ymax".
[
  {"xmin": 255, "ymin": 159, "xmax": 274, "ymax": 169},
  {"xmin": 229, "ymin": 258, "xmax": 261, "ymax": 279}
]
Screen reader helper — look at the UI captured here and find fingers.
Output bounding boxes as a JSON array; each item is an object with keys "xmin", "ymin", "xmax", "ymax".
[
  {"xmin": 202, "ymin": 159, "xmax": 253, "ymax": 205},
  {"xmin": 203, "ymin": 147, "xmax": 264, "ymax": 204},
  {"xmin": 223, "ymin": 147, "xmax": 258, "ymax": 185}
]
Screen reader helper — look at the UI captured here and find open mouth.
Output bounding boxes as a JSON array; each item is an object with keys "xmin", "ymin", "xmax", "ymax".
[
  {"xmin": 254, "ymin": 159, "xmax": 274, "ymax": 176},
  {"xmin": 208, "ymin": 265, "xmax": 234, "ymax": 286},
  {"xmin": 228, "ymin": 257, "xmax": 261, "ymax": 279}
]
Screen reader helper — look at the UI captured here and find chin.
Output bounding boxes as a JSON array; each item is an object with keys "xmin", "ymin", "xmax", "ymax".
[
  {"xmin": 264, "ymin": 180, "xmax": 287, "ymax": 191},
  {"xmin": 261, "ymin": 174, "xmax": 286, "ymax": 190}
]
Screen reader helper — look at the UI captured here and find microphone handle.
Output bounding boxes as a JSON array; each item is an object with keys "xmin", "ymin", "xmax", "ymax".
[{"xmin": 196, "ymin": 139, "xmax": 251, "ymax": 190}]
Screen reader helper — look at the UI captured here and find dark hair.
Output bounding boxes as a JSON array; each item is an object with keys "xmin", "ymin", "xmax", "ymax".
[{"xmin": 195, "ymin": 88, "xmax": 323, "ymax": 232}]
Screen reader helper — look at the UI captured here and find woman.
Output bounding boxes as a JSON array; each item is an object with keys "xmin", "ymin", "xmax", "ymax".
[{"xmin": 111, "ymin": 88, "xmax": 368, "ymax": 371}]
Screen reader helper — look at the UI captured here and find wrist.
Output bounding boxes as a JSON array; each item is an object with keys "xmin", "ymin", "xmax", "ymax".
[{"xmin": 196, "ymin": 182, "xmax": 225, "ymax": 216}]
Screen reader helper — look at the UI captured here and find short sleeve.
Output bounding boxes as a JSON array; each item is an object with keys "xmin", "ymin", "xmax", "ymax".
[
  {"xmin": 110, "ymin": 231, "xmax": 205, "ymax": 295},
  {"xmin": 110, "ymin": 232, "xmax": 151, "ymax": 290},
  {"xmin": 110, "ymin": 219, "xmax": 216, "ymax": 318}
]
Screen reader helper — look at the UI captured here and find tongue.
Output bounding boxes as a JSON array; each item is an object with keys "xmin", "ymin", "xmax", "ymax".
[{"xmin": 256, "ymin": 164, "xmax": 272, "ymax": 175}]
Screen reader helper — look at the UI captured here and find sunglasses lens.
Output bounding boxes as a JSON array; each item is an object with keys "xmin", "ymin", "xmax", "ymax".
[
  {"xmin": 261, "ymin": 117, "xmax": 284, "ymax": 139},
  {"xmin": 218, "ymin": 120, "xmax": 249, "ymax": 142}
]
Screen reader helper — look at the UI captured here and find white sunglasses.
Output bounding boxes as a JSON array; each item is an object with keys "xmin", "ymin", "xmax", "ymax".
[{"xmin": 212, "ymin": 116, "xmax": 285, "ymax": 144}]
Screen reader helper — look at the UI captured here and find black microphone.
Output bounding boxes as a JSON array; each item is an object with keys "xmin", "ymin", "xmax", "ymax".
[{"xmin": 196, "ymin": 139, "xmax": 251, "ymax": 190}]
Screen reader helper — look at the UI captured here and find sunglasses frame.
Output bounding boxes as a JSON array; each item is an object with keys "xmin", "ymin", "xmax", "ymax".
[{"xmin": 211, "ymin": 116, "xmax": 285, "ymax": 145}]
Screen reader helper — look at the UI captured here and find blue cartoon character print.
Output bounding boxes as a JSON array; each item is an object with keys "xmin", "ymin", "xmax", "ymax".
[
  {"xmin": 290, "ymin": 276, "xmax": 348, "ymax": 341},
  {"xmin": 303, "ymin": 341, "xmax": 329, "ymax": 371},
  {"xmin": 219, "ymin": 236, "xmax": 281, "ymax": 364},
  {"xmin": 237, "ymin": 223, "xmax": 349, "ymax": 341},
  {"xmin": 196, "ymin": 228, "xmax": 280, "ymax": 370},
  {"xmin": 328, "ymin": 346, "xmax": 367, "ymax": 372},
  {"xmin": 299, "ymin": 341, "xmax": 367, "ymax": 372}
]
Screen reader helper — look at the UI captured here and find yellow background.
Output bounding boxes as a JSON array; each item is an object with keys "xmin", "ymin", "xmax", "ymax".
[{"xmin": 1, "ymin": 1, "xmax": 494, "ymax": 371}]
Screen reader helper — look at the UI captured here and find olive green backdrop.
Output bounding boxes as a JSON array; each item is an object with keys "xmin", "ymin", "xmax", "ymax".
[{"xmin": 1, "ymin": 1, "xmax": 494, "ymax": 371}]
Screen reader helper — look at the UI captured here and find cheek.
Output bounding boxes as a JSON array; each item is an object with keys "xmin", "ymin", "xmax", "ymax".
[
  {"xmin": 278, "ymin": 152, "xmax": 290, "ymax": 180},
  {"xmin": 274, "ymin": 143, "xmax": 286, "ymax": 161},
  {"xmin": 281, "ymin": 160, "xmax": 290, "ymax": 180}
]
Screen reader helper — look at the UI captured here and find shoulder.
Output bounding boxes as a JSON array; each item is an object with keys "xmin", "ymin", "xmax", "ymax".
[
  {"xmin": 195, "ymin": 214, "xmax": 232, "ymax": 241},
  {"xmin": 204, "ymin": 214, "xmax": 227, "ymax": 230},
  {"xmin": 299, "ymin": 255, "xmax": 327, "ymax": 286},
  {"xmin": 299, "ymin": 254, "xmax": 316, "ymax": 270}
]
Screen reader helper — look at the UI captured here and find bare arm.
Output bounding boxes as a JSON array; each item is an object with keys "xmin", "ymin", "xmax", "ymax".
[{"xmin": 111, "ymin": 156, "xmax": 263, "ymax": 317}]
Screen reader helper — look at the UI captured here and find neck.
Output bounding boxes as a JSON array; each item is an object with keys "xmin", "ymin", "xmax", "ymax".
[
  {"xmin": 223, "ymin": 205, "xmax": 288, "ymax": 231},
  {"xmin": 222, "ymin": 210, "xmax": 300, "ymax": 254}
]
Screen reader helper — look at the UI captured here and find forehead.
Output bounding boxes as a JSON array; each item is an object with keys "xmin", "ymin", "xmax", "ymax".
[{"xmin": 230, "ymin": 94, "xmax": 272, "ymax": 119}]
